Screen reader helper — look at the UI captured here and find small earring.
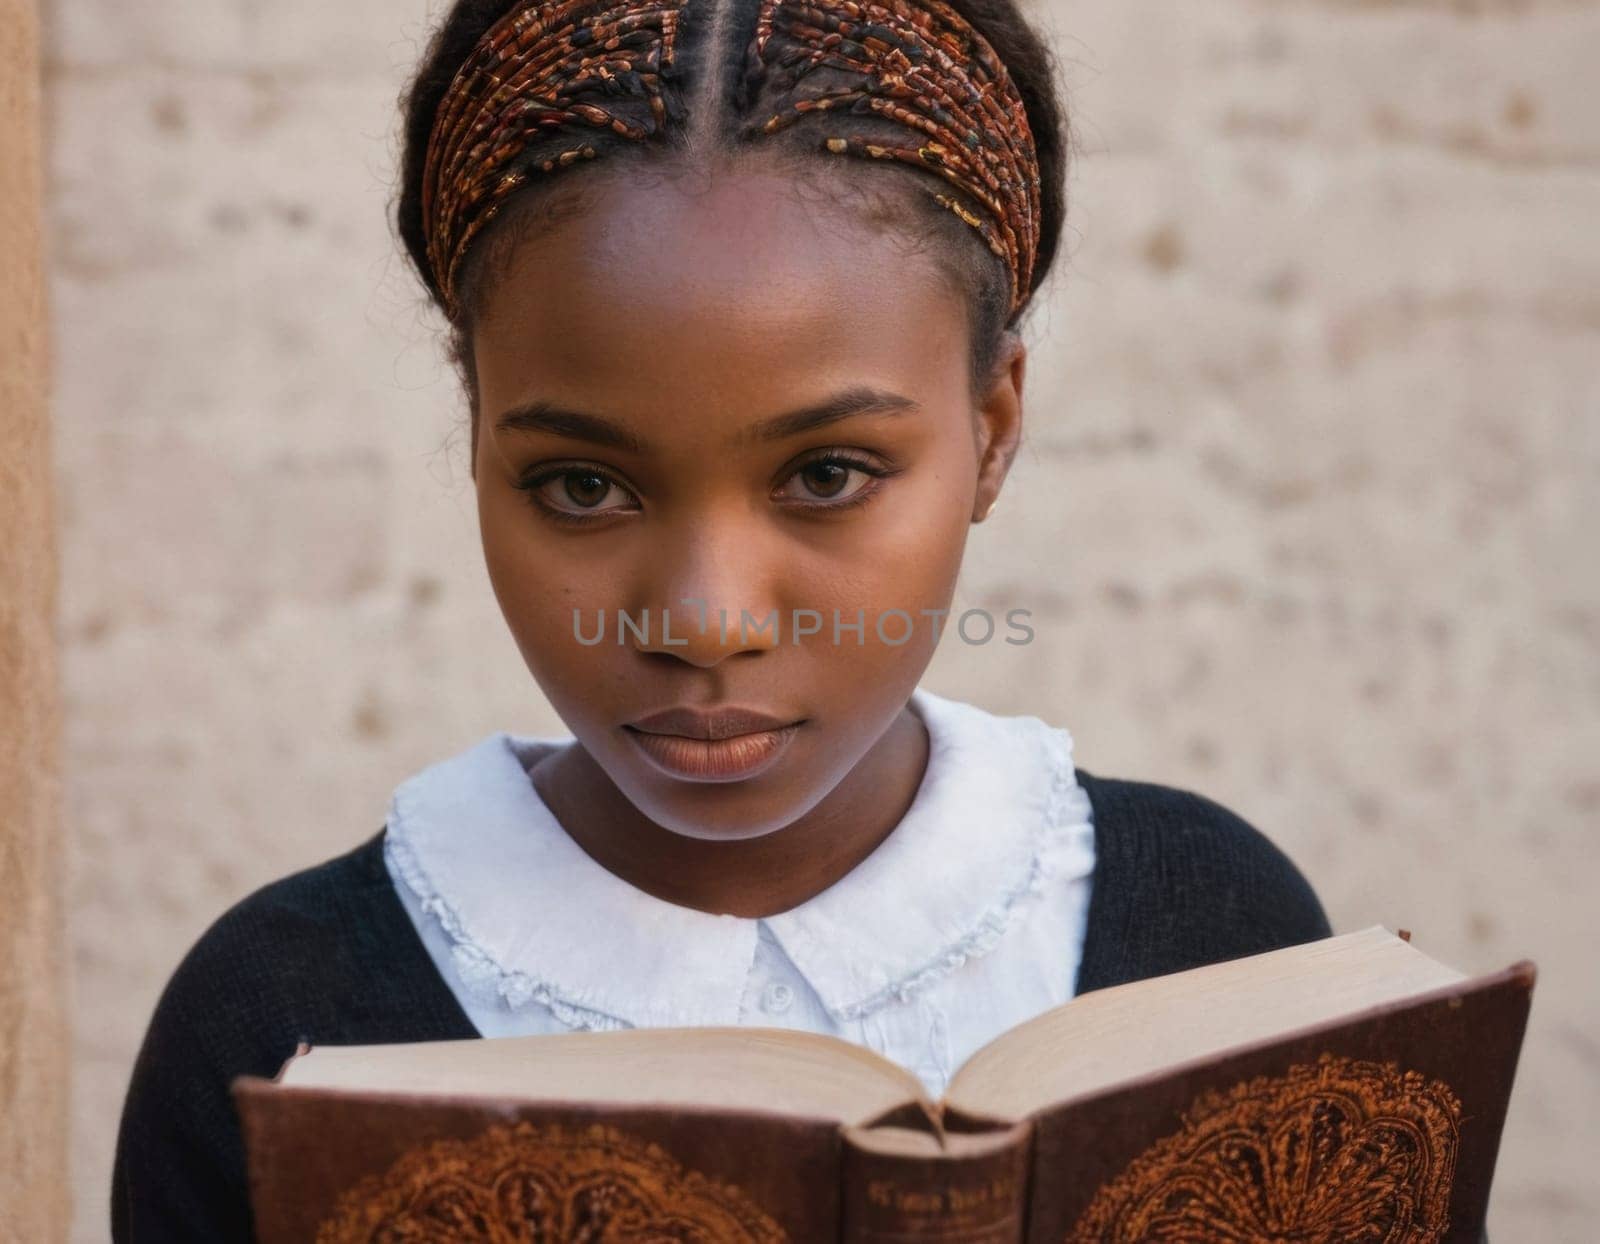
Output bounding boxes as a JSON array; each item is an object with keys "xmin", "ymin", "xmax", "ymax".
[{"xmin": 979, "ymin": 497, "xmax": 1000, "ymax": 522}]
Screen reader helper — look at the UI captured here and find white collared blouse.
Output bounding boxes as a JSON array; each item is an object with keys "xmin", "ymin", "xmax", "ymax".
[{"xmin": 383, "ymin": 685, "xmax": 1096, "ymax": 1099}]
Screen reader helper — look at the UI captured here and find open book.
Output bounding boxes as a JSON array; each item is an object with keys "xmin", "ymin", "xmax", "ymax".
[{"xmin": 234, "ymin": 926, "xmax": 1534, "ymax": 1243}]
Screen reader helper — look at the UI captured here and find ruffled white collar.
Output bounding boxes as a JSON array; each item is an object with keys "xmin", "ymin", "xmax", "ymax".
[{"xmin": 384, "ymin": 686, "xmax": 1092, "ymax": 1030}]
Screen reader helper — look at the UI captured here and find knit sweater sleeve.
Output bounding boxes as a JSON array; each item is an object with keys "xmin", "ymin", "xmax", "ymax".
[
  {"xmin": 1071, "ymin": 771, "xmax": 1334, "ymax": 995},
  {"xmin": 110, "ymin": 832, "xmax": 477, "ymax": 1243},
  {"xmin": 111, "ymin": 898, "xmax": 286, "ymax": 1241}
]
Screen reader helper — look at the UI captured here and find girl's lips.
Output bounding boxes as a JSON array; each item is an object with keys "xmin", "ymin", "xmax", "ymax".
[{"xmin": 624, "ymin": 722, "xmax": 802, "ymax": 782}]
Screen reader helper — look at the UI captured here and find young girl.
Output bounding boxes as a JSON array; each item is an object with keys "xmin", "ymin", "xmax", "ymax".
[{"xmin": 112, "ymin": 0, "xmax": 1331, "ymax": 1236}]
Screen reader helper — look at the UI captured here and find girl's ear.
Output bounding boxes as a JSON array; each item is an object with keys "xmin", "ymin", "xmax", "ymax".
[{"xmin": 971, "ymin": 331, "xmax": 1026, "ymax": 523}]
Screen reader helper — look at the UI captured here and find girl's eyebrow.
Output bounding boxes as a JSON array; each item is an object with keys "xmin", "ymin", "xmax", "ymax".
[{"xmin": 491, "ymin": 385, "xmax": 920, "ymax": 453}]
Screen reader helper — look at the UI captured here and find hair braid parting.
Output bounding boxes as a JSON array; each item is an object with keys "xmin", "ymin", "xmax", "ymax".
[{"xmin": 419, "ymin": 0, "xmax": 1043, "ymax": 326}]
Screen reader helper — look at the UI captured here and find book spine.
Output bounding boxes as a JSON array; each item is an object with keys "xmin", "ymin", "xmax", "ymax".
[{"xmin": 839, "ymin": 1123, "xmax": 1032, "ymax": 1244}]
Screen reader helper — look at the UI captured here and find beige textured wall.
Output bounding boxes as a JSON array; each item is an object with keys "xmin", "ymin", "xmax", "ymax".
[
  {"xmin": 48, "ymin": 0, "xmax": 1598, "ymax": 1240},
  {"xmin": 2, "ymin": 0, "xmax": 68, "ymax": 1238}
]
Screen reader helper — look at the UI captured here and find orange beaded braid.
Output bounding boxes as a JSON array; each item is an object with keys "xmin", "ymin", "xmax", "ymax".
[
  {"xmin": 421, "ymin": 0, "xmax": 1040, "ymax": 322},
  {"xmin": 742, "ymin": 0, "xmax": 1039, "ymax": 317},
  {"xmin": 420, "ymin": 0, "xmax": 689, "ymax": 318}
]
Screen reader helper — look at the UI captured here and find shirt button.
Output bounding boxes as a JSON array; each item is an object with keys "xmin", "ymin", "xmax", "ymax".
[{"xmin": 760, "ymin": 982, "xmax": 794, "ymax": 1015}]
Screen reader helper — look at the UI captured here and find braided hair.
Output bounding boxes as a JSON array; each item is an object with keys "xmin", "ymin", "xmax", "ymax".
[{"xmin": 395, "ymin": 0, "xmax": 1070, "ymax": 415}]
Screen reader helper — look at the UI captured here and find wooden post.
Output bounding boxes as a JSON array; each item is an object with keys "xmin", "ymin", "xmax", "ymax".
[{"xmin": 0, "ymin": 0, "xmax": 69, "ymax": 1237}]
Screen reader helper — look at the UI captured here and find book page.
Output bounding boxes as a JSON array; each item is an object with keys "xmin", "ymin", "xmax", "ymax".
[
  {"xmin": 946, "ymin": 926, "xmax": 1467, "ymax": 1119},
  {"xmin": 278, "ymin": 1024, "xmax": 930, "ymax": 1125}
]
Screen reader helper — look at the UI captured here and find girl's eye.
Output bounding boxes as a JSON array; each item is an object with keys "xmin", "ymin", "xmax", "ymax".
[
  {"xmin": 776, "ymin": 453, "xmax": 895, "ymax": 511},
  {"xmin": 514, "ymin": 452, "xmax": 898, "ymax": 527},
  {"xmin": 513, "ymin": 466, "xmax": 637, "ymax": 526}
]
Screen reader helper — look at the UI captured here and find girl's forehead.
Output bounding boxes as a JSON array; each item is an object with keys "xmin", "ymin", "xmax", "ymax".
[
  {"xmin": 469, "ymin": 167, "xmax": 969, "ymax": 415},
  {"xmin": 472, "ymin": 156, "xmax": 936, "ymax": 292}
]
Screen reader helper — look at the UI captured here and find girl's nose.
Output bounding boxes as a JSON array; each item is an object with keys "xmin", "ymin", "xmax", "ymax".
[
  {"xmin": 628, "ymin": 519, "xmax": 784, "ymax": 667},
  {"xmin": 631, "ymin": 596, "xmax": 783, "ymax": 667}
]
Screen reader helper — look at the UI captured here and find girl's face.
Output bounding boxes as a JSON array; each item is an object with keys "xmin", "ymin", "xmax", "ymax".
[{"xmin": 469, "ymin": 163, "xmax": 1023, "ymax": 842}]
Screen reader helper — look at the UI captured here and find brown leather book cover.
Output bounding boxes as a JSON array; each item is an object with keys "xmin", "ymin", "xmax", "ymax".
[
  {"xmin": 1019, "ymin": 961, "xmax": 1534, "ymax": 1243},
  {"xmin": 234, "ymin": 1087, "xmax": 844, "ymax": 1242},
  {"xmin": 233, "ymin": 946, "xmax": 1535, "ymax": 1243}
]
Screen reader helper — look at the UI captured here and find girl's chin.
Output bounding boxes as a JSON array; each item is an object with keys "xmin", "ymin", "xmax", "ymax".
[{"xmin": 618, "ymin": 762, "xmax": 824, "ymax": 843}]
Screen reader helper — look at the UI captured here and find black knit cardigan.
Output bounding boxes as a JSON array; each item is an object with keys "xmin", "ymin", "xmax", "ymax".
[{"xmin": 112, "ymin": 769, "xmax": 1345, "ymax": 1242}]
